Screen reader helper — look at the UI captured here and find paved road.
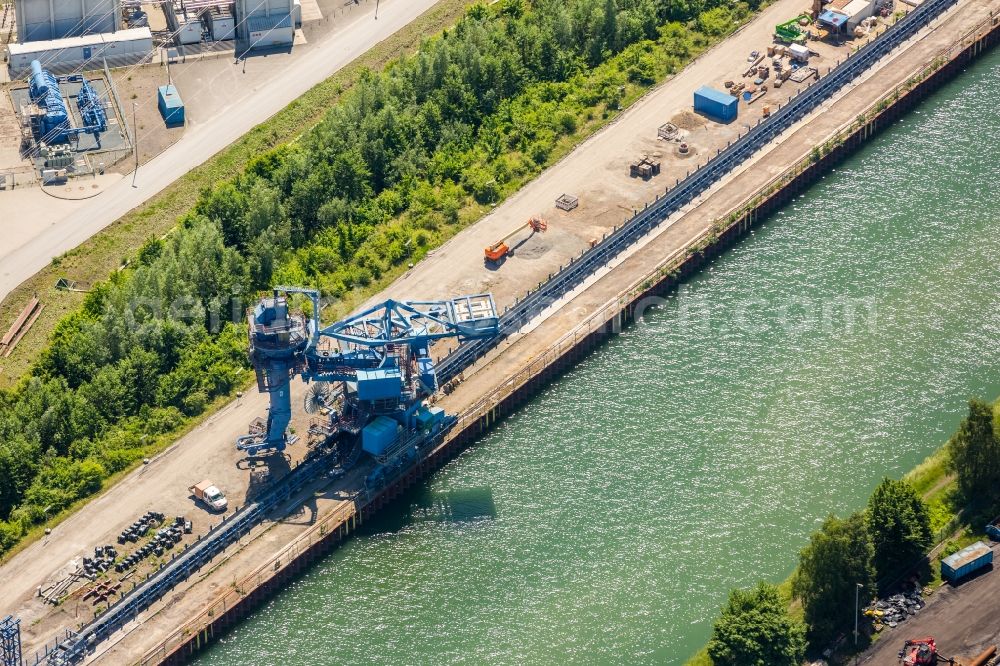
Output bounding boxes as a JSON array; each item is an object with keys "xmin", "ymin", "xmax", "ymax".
[
  {"xmin": 860, "ymin": 543, "xmax": 1000, "ymax": 664},
  {"xmin": 0, "ymin": 0, "xmax": 440, "ymax": 302}
]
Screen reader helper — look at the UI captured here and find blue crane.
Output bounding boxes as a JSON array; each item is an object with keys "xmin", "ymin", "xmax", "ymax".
[{"xmin": 235, "ymin": 288, "xmax": 498, "ymax": 483}]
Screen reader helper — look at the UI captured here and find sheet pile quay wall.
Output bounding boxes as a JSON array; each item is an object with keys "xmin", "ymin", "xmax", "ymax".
[{"xmin": 135, "ymin": 9, "xmax": 999, "ymax": 665}]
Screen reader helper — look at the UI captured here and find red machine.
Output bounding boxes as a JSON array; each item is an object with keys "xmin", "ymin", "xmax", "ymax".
[
  {"xmin": 899, "ymin": 638, "xmax": 954, "ymax": 665},
  {"xmin": 484, "ymin": 217, "xmax": 547, "ymax": 263}
]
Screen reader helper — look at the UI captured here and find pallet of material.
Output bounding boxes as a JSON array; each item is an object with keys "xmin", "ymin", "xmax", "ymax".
[
  {"xmin": 556, "ymin": 193, "xmax": 579, "ymax": 211},
  {"xmin": 629, "ymin": 158, "xmax": 661, "ymax": 179},
  {"xmin": 789, "ymin": 66, "xmax": 818, "ymax": 83},
  {"xmin": 1, "ymin": 296, "xmax": 44, "ymax": 357}
]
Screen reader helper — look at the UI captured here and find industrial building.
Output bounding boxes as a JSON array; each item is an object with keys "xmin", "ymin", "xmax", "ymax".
[
  {"xmin": 6, "ymin": 57, "xmax": 129, "ymax": 181},
  {"xmin": 235, "ymin": 0, "xmax": 295, "ymax": 50},
  {"xmin": 6, "ymin": 27, "xmax": 153, "ymax": 76},
  {"xmin": 818, "ymin": 0, "xmax": 878, "ymax": 34},
  {"xmin": 14, "ymin": 0, "xmax": 119, "ymax": 42}
]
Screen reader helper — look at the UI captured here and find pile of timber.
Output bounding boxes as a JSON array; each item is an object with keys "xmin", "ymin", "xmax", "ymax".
[{"xmin": 1, "ymin": 296, "xmax": 44, "ymax": 358}]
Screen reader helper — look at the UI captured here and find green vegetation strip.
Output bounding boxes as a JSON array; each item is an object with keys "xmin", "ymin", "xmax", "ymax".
[
  {"xmin": 0, "ymin": 0, "xmax": 768, "ymax": 559},
  {"xmin": 0, "ymin": 0, "xmax": 478, "ymax": 386},
  {"xmin": 688, "ymin": 397, "xmax": 1000, "ymax": 666}
]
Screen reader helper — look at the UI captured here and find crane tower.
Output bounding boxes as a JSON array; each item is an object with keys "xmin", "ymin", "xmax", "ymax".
[{"xmin": 236, "ymin": 287, "xmax": 499, "ymax": 488}]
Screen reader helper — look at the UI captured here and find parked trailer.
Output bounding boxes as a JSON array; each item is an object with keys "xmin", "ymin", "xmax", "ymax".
[{"xmin": 941, "ymin": 541, "xmax": 993, "ymax": 583}]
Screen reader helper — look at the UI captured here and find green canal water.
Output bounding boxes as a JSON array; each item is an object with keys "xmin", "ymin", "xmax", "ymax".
[{"xmin": 199, "ymin": 51, "xmax": 1000, "ymax": 664}]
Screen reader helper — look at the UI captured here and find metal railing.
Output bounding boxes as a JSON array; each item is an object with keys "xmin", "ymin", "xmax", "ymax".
[
  {"xmin": 41, "ymin": 449, "xmax": 341, "ymax": 664},
  {"xmin": 442, "ymin": 0, "xmax": 999, "ymax": 475},
  {"xmin": 135, "ymin": 501, "xmax": 357, "ymax": 666}
]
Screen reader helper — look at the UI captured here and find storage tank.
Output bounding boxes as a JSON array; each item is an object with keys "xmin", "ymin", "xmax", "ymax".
[
  {"xmin": 28, "ymin": 60, "xmax": 71, "ymax": 142},
  {"xmin": 29, "ymin": 59, "xmax": 57, "ymax": 101},
  {"xmin": 693, "ymin": 86, "xmax": 738, "ymax": 123}
]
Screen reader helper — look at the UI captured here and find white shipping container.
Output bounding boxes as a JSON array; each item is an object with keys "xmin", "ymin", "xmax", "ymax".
[{"xmin": 789, "ymin": 43, "xmax": 810, "ymax": 62}]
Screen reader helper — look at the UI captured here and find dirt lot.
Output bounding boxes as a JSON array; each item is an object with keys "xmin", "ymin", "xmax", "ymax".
[
  {"xmin": 109, "ymin": 68, "xmax": 186, "ymax": 173},
  {"xmin": 860, "ymin": 542, "xmax": 1000, "ymax": 665},
  {"xmin": 366, "ymin": 2, "xmax": 884, "ymax": 320},
  {"xmin": 1, "ymin": 0, "xmax": 997, "ymax": 661}
]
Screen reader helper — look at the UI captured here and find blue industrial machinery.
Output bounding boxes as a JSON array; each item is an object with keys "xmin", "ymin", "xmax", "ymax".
[
  {"xmin": 75, "ymin": 78, "xmax": 108, "ymax": 137},
  {"xmin": 0, "ymin": 615, "xmax": 21, "ymax": 666},
  {"xmin": 235, "ymin": 288, "xmax": 499, "ymax": 484},
  {"xmin": 27, "ymin": 60, "xmax": 108, "ymax": 147},
  {"xmin": 27, "ymin": 0, "xmax": 960, "ymax": 661}
]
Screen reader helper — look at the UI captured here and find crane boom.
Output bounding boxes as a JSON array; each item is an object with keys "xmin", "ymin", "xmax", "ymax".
[
  {"xmin": 485, "ymin": 217, "xmax": 547, "ymax": 262},
  {"xmin": 236, "ymin": 288, "xmax": 499, "ymax": 477}
]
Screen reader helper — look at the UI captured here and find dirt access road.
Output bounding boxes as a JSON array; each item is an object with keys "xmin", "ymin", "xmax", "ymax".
[
  {"xmin": 0, "ymin": 0, "xmax": 441, "ymax": 302},
  {"xmin": 860, "ymin": 543, "xmax": 1000, "ymax": 664},
  {"xmin": 364, "ymin": 0, "xmax": 854, "ymax": 322}
]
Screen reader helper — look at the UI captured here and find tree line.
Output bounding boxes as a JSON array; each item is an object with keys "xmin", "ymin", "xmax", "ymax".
[
  {"xmin": 705, "ymin": 397, "xmax": 1000, "ymax": 664},
  {"xmin": 0, "ymin": 0, "xmax": 761, "ymax": 555}
]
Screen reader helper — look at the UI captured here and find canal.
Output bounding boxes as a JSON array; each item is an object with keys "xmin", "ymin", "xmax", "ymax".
[{"xmin": 198, "ymin": 50, "xmax": 1000, "ymax": 665}]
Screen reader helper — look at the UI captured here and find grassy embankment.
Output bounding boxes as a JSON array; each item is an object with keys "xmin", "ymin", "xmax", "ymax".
[
  {"xmin": 685, "ymin": 421, "xmax": 990, "ymax": 666},
  {"xmin": 0, "ymin": 1, "xmax": 769, "ymax": 559}
]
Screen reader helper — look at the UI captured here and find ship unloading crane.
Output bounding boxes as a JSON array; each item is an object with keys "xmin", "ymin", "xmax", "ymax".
[
  {"xmin": 235, "ymin": 287, "xmax": 499, "ymax": 488},
  {"xmin": 484, "ymin": 217, "xmax": 548, "ymax": 263}
]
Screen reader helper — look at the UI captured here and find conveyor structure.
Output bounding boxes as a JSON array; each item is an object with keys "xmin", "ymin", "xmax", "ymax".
[{"xmin": 26, "ymin": 0, "xmax": 959, "ymax": 661}]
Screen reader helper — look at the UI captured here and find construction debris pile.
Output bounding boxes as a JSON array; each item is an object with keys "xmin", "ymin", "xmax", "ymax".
[{"xmin": 864, "ymin": 587, "xmax": 925, "ymax": 629}]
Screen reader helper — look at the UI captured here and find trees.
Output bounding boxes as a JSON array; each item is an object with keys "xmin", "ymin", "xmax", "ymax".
[
  {"xmin": 948, "ymin": 398, "xmax": 1000, "ymax": 507},
  {"xmin": 866, "ymin": 477, "xmax": 932, "ymax": 588},
  {"xmin": 707, "ymin": 581, "xmax": 806, "ymax": 666},
  {"xmin": 793, "ymin": 512, "xmax": 875, "ymax": 646},
  {"xmin": 0, "ymin": 0, "xmax": 755, "ymax": 558}
]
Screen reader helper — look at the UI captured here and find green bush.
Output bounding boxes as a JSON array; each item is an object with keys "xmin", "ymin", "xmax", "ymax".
[{"xmin": 708, "ymin": 581, "xmax": 806, "ymax": 665}]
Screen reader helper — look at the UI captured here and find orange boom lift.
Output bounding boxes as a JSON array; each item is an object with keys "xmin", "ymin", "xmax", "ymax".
[{"xmin": 484, "ymin": 217, "xmax": 547, "ymax": 263}]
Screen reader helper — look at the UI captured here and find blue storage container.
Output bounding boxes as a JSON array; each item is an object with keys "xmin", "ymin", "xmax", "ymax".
[
  {"xmin": 356, "ymin": 367, "xmax": 402, "ymax": 401},
  {"xmin": 362, "ymin": 416, "xmax": 399, "ymax": 456},
  {"xmin": 941, "ymin": 541, "xmax": 993, "ymax": 583},
  {"xmin": 415, "ymin": 405, "xmax": 445, "ymax": 431},
  {"xmin": 157, "ymin": 85, "xmax": 184, "ymax": 126},
  {"xmin": 693, "ymin": 86, "xmax": 738, "ymax": 123}
]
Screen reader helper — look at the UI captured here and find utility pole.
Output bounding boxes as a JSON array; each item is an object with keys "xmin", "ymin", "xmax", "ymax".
[
  {"xmin": 131, "ymin": 101, "xmax": 138, "ymax": 187},
  {"xmin": 854, "ymin": 582, "xmax": 863, "ymax": 645}
]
